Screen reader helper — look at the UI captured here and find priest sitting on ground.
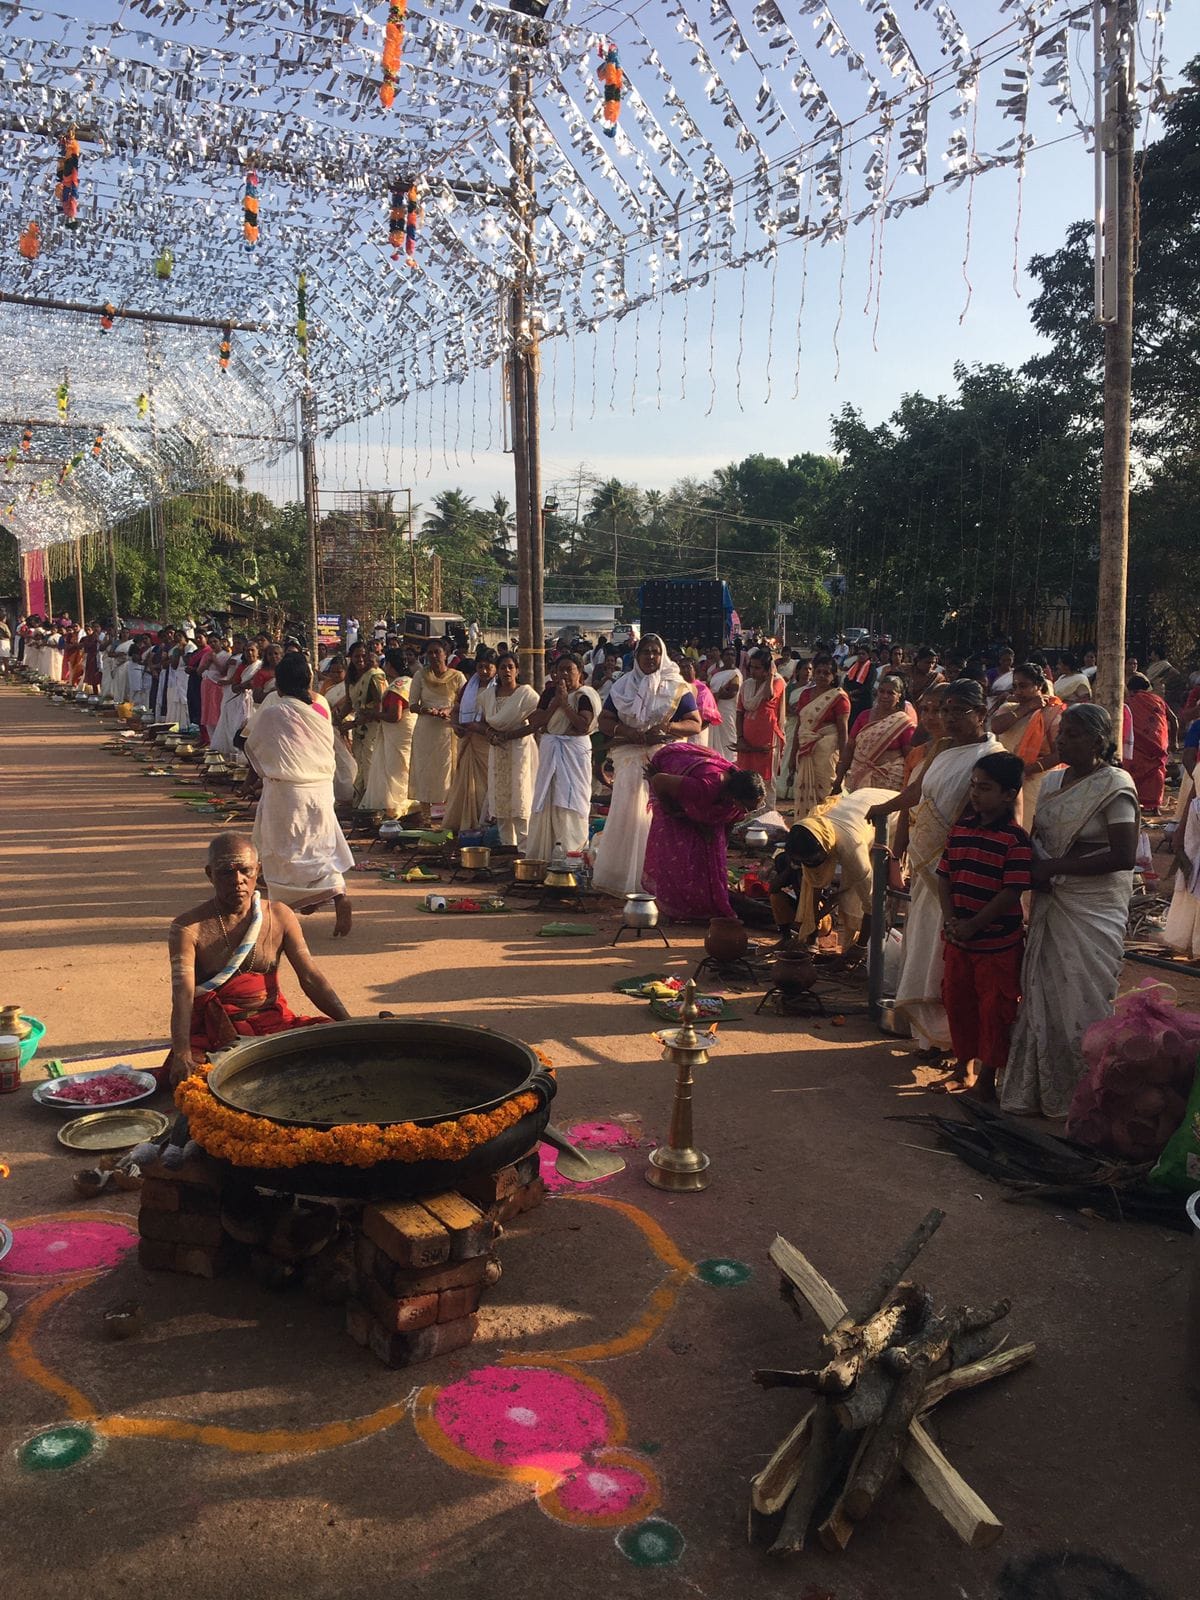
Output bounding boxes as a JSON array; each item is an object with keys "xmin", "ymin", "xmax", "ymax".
[{"xmin": 167, "ymin": 832, "xmax": 350, "ymax": 1085}]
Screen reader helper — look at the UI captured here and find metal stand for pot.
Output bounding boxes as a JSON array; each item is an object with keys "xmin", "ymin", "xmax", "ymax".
[
  {"xmin": 691, "ymin": 953, "xmax": 757, "ymax": 985},
  {"xmin": 611, "ymin": 922, "xmax": 670, "ymax": 947}
]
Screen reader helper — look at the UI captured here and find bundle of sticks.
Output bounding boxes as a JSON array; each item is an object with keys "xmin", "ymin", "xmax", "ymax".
[{"xmin": 749, "ymin": 1208, "xmax": 1035, "ymax": 1556}]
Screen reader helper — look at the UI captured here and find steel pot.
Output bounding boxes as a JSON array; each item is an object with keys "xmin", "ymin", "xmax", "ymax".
[
  {"xmin": 622, "ymin": 892, "xmax": 659, "ymax": 928},
  {"xmin": 459, "ymin": 846, "xmax": 491, "ymax": 870},
  {"xmin": 744, "ymin": 824, "xmax": 770, "ymax": 849},
  {"xmin": 513, "ymin": 858, "xmax": 547, "ymax": 883}
]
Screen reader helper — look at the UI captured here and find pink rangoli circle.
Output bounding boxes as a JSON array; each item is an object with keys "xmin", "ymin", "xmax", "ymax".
[
  {"xmin": 431, "ymin": 1365, "xmax": 612, "ymax": 1475},
  {"xmin": 1, "ymin": 1218, "xmax": 136, "ymax": 1279}
]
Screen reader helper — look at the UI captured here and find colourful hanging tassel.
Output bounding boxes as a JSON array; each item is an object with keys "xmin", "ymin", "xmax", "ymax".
[
  {"xmin": 92, "ymin": 426, "xmax": 105, "ymax": 461},
  {"xmin": 56, "ymin": 380, "xmax": 69, "ymax": 419},
  {"xmin": 380, "ymin": 0, "xmax": 407, "ymax": 109},
  {"xmin": 296, "ymin": 271, "xmax": 309, "ymax": 360},
  {"xmin": 136, "ymin": 392, "xmax": 149, "ymax": 418},
  {"xmin": 598, "ymin": 43, "xmax": 622, "ymax": 138},
  {"xmin": 243, "ymin": 171, "xmax": 259, "ymax": 251},
  {"xmin": 17, "ymin": 221, "xmax": 40, "ymax": 260},
  {"xmin": 389, "ymin": 186, "xmax": 405, "ymax": 259},
  {"xmin": 21, "ymin": 422, "xmax": 32, "ymax": 453},
  {"xmin": 405, "ymin": 182, "xmax": 421, "ymax": 263},
  {"xmin": 100, "ymin": 302, "xmax": 115, "ymax": 333},
  {"xmin": 58, "ymin": 132, "xmax": 80, "ymax": 228},
  {"xmin": 155, "ymin": 246, "xmax": 174, "ymax": 280},
  {"xmin": 219, "ymin": 326, "xmax": 232, "ymax": 373}
]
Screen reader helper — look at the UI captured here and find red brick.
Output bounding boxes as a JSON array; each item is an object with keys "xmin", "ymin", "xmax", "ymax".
[
  {"xmin": 354, "ymin": 1233, "xmax": 378, "ymax": 1280},
  {"xmin": 364, "ymin": 1279, "xmax": 439, "ymax": 1333},
  {"xmin": 437, "ymin": 1282, "xmax": 483, "ymax": 1323},
  {"xmin": 138, "ymin": 1238, "xmax": 178, "ymax": 1272},
  {"xmin": 344, "ymin": 1298, "xmax": 373, "ymax": 1348},
  {"xmin": 174, "ymin": 1243, "xmax": 231, "ymax": 1279},
  {"xmin": 362, "ymin": 1200, "xmax": 451, "ymax": 1268},
  {"xmin": 140, "ymin": 1152, "xmax": 221, "ymax": 1190},
  {"xmin": 514, "ymin": 1149, "xmax": 541, "ymax": 1185},
  {"xmin": 178, "ymin": 1185, "xmax": 222, "ymax": 1216},
  {"xmin": 420, "ymin": 1191, "xmax": 494, "ymax": 1261},
  {"xmin": 381, "ymin": 1254, "xmax": 487, "ymax": 1298},
  {"xmin": 519, "ymin": 1177, "xmax": 547, "ymax": 1214},
  {"xmin": 367, "ymin": 1312, "xmax": 479, "ymax": 1369},
  {"xmin": 139, "ymin": 1177, "xmax": 180, "ymax": 1212},
  {"xmin": 455, "ymin": 1163, "xmax": 523, "ymax": 1209},
  {"xmin": 138, "ymin": 1209, "xmax": 224, "ymax": 1248}
]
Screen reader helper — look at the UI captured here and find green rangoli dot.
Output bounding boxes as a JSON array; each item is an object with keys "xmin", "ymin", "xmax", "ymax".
[
  {"xmin": 696, "ymin": 1257, "xmax": 751, "ymax": 1287},
  {"xmin": 19, "ymin": 1425, "xmax": 96, "ymax": 1471},
  {"xmin": 617, "ymin": 1517, "xmax": 685, "ymax": 1567}
]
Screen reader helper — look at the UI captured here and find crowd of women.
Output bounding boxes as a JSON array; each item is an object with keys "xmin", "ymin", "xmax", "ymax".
[{"xmin": 14, "ymin": 609, "xmax": 1198, "ymax": 1129}]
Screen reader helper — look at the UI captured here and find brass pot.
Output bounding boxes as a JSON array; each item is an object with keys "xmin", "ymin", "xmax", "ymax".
[
  {"xmin": 459, "ymin": 846, "xmax": 491, "ymax": 870},
  {"xmin": 544, "ymin": 869, "xmax": 578, "ymax": 889},
  {"xmin": 513, "ymin": 858, "xmax": 547, "ymax": 883}
]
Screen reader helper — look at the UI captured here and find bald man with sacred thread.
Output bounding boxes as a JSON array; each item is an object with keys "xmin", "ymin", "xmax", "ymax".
[{"xmin": 166, "ymin": 833, "xmax": 350, "ymax": 1086}]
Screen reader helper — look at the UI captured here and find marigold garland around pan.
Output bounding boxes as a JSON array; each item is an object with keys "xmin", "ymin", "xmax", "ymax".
[{"xmin": 175, "ymin": 1060, "xmax": 548, "ymax": 1169}]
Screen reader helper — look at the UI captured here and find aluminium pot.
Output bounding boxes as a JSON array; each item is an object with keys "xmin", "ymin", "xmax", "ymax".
[{"xmin": 622, "ymin": 892, "xmax": 659, "ymax": 928}]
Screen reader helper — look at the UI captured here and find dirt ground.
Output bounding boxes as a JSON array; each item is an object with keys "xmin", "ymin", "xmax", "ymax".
[{"xmin": 1, "ymin": 684, "xmax": 1195, "ymax": 1600}]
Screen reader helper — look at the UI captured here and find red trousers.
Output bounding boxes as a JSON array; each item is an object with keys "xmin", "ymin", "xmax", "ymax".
[{"xmin": 940, "ymin": 939, "xmax": 1022, "ymax": 1072}]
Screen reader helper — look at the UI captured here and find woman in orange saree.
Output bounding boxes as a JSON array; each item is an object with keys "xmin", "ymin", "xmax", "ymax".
[
  {"xmin": 735, "ymin": 646, "xmax": 786, "ymax": 806},
  {"xmin": 989, "ymin": 661, "xmax": 1064, "ymax": 827},
  {"xmin": 1125, "ymin": 673, "xmax": 1176, "ymax": 812}
]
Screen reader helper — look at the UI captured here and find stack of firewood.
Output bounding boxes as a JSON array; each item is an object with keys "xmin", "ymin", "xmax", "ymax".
[{"xmin": 749, "ymin": 1208, "xmax": 1035, "ymax": 1556}]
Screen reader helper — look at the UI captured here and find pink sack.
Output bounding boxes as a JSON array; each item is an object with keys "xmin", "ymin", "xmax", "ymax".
[{"xmin": 1066, "ymin": 979, "xmax": 1200, "ymax": 1161}]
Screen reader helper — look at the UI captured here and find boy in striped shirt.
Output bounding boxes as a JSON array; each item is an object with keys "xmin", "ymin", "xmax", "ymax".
[{"xmin": 936, "ymin": 752, "xmax": 1032, "ymax": 1099}]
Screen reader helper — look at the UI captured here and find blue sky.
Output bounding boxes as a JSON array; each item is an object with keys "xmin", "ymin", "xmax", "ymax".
[{"xmin": 315, "ymin": 4, "xmax": 1199, "ymax": 512}]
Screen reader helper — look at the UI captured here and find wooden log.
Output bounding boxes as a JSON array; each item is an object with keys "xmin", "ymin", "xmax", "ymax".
[
  {"xmin": 845, "ymin": 1206, "xmax": 945, "ymax": 1323},
  {"xmin": 837, "ymin": 1339, "xmax": 1035, "ymax": 1430},
  {"xmin": 768, "ymin": 1399, "xmax": 841, "ymax": 1557},
  {"xmin": 752, "ymin": 1367, "xmax": 823, "ymax": 1391},
  {"xmin": 750, "ymin": 1406, "xmax": 815, "ymax": 1515},
  {"xmin": 819, "ymin": 1281, "xmax": 931, "ymax": 1392},
  {"xmin": 903, "ymin": 1423, "xmax": 1003, "ymax": 1548},
  {"xmin": 842, "ymin": 1362, "xmax": 928, "ymax": 1522},
  {"xmin": 816, "ymin": 1428, "xmax": 875, "ymax": 1552},
  {"xmin": 763, "ymin": 1234, "xmax": 1004, "ymax": 1546},
  {"xmin": 769, "ymin": 1234, "xmax": 846, "ymax": 1329},
  {"xmin": 920, "ymin": 1343, "xmax": 1035, "ymax": 1411}
]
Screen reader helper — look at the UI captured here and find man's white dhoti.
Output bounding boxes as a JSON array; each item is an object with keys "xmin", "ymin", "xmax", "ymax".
[{"xmin": 243, "ymin": 694, "xmax": 354, "ymax": 909}]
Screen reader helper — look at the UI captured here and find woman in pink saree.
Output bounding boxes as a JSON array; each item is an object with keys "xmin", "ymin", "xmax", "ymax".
[{"xmin": 642, "ymin": 744, "xmax": 765, "ymax": 920}]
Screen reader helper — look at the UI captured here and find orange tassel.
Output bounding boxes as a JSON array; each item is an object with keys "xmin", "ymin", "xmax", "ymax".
[
  {"xmin": 380, "ymin": 0, "xmax": 406, "ymax": 108},
  {"xmin": 17, "ymin": 221, "xmax": 40, "ymax": 259}
]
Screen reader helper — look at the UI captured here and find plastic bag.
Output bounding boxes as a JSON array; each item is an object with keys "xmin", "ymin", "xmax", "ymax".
[
  {"xmin": 1065, "ymin": 979, "xmax": 1200, "ymax": 1161},
  {"xmin": 1149, "ymin": 1062, "xmax": 1200, "ymax": 1192}
]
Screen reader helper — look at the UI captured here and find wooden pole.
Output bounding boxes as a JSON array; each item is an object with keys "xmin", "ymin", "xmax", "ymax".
[
  {"xmin": 509, "ymin": 57, "xmax": 536, "ymax": 688},
  {"xmin": 1094, "ymin": 0, "xmax": 1138, "ymax": 727},
  {"xmin": 300, "ymin": 391, "xmax": 321, "ymax": 661},
  {"xmin": 74, "ymin": 537, "xmax": 85, "ymax": 623},
  {"xmin": 526, "ymin": 334, "xmax": 545, "ymax": 690},
  {"xmin": 108, "ymin": 527, "xmax": 120, "ymax": 636},
  {"xmin": 408, "ymin": 486, "xmax": 418, "ymax": 609}
]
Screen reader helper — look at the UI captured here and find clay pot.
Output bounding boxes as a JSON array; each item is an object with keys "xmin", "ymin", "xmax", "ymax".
[
  {"xmin": 774, "ymin": 952, "xmax": 817, "ymax": 991},
  {"xmin": 705, "ymin": 916, "xmax": 748, "ymax": 963}
]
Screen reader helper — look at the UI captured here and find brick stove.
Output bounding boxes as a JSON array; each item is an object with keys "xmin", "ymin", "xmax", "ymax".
[{"xmin": 136, "ymin": 1147, "xmax": 546, "ymax": 1368}]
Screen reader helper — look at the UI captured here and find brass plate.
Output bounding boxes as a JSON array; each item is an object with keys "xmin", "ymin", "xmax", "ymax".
[{"xmin": 57, "ymin": 1108, "xmax": 170, "ymax": 1152}]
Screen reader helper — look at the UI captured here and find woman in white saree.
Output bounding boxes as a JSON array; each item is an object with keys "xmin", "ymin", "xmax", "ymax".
[
  {"xmin": 480, "ymin": 654, "xmax": 540, "ymax": 846},
  {"xmin": 707, "ymin": 648, "xmax": 742, "ymax": 761},
  {"xmin": 243, "ymin": 652, "xmax": 355, "ymax": 937},
  {"xmin": 867, "ymin": 680, "xmax": 1002, "ymax": 1053},
  {"xmin": 591, "ymin": 636, "xmax": 702, "ymax": 898},
  {"xmin": 360, "ymin": 647, "xmax": 414, "ymax": 817},
  {"xmin": 1000, "ymin": 704, "xmax": 1139, "ymax": 1118},
  {"xmin": 526, "ymin": 656, "xmax": 602, "ymax": 859}
]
